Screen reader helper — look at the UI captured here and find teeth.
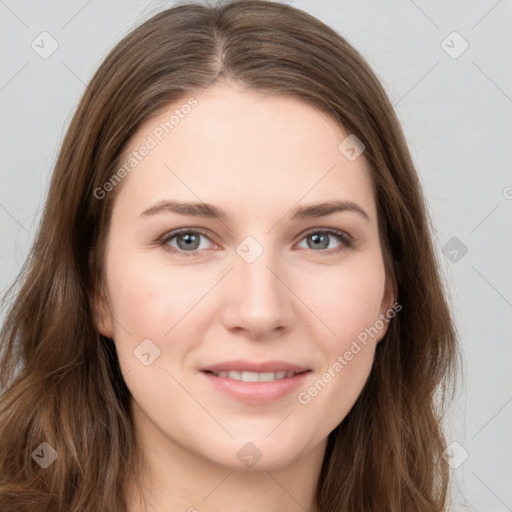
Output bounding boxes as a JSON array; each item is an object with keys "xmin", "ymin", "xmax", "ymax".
[
  {"xmin": 211, "ymin": 370, "xmax": 299, "ymax": 382},
  {"xmin": 242, "ymin": 371, "xmax": 259, "ymax": 382}
]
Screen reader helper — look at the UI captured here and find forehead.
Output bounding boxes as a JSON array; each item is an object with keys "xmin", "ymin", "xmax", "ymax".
[{"xmin": 115, "ymin": 82, "xmax": 376, "ymax": 222}]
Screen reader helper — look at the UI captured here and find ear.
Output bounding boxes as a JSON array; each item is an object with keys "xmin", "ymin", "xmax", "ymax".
[
  {"xmin": 89, "ymin": 250, "xmax": 114, "ymax": 339},
  {"xmin": 375, "ymin": 275, "xmax": 399, "ymax": 343}
]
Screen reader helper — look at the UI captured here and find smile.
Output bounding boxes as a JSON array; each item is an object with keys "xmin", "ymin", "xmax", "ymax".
[
  {"xmin": 206, "ymin": 370, "xmax": 304, "ymax": 382},
  {"xmin": 200, "ymin": 362, "xmax": 311, "ymax": 404}
]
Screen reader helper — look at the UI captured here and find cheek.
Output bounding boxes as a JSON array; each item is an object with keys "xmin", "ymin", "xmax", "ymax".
[
  {"xmin": 300, "ymin": 253, "xmax": 387, "ymax": 345},
  {"xmin": 103, "ymin": 247, "xmax": 241, "ymax": 399},
  {"xmin": 292, "ymin": 254, "xmax": 386, "ymax": 420},
  {"xmin": 294, "ymin": 273, "xmax": 385, "ymax": 433},
  {"xmin": 106, "ymin": 250, "xmax": 207, "ymax": 334},
  {"xmin": 296, "ymin": 341, "xmax": 375, "ymax": 440}
]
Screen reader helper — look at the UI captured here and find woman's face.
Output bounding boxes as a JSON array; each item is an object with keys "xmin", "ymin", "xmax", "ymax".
[{"xmin": 95, "ymin": 82, "xmax": 394, "ymax": 471}]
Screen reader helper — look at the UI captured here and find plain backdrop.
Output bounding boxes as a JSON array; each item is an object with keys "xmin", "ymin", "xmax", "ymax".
[{"xmin": 1, "ymin": 1, "xmax": 511, "ymax": 510}]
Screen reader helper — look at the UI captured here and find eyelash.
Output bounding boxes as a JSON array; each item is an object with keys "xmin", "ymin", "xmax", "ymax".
[{"xmin": 158, "ymin": 228, "xmax": 353, "ymax": 258}]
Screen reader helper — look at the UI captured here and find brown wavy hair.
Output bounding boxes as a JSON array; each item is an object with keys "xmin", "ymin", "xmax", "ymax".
[{"xmin": 0, "ymin": 1, "xmax": 459, "ymax": 510}]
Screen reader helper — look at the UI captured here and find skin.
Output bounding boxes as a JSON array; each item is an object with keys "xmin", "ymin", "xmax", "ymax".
[{"xmin": 94, "ymin": 81, "xmax": 394, "ymax": 512}]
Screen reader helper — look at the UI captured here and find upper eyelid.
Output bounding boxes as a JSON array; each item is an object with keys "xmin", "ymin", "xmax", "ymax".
[{"xmin": 162, "ymin": 227, "xmax": 217, "ymax": 244}]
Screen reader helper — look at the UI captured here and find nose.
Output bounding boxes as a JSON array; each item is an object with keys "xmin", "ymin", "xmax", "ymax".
[{"xmin": 220, "ymin": 245, "xmax": 296, "ymax": 340}]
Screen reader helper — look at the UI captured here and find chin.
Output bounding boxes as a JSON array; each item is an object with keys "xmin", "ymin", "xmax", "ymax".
[{"xmin": 197, "ymin": 432, "xmax": 321, "ymax": 472}]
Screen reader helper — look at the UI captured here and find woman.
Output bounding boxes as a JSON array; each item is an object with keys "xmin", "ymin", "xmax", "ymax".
[{"xmin": 0, "ymin": 1, "xmax": 459, "ymax": 511}]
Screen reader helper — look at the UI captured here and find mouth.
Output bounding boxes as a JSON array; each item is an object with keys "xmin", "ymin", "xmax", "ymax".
[
  {"xmin": 200, "ymin": 361, "xmax": 311, "ymax": 404},
  {"xmin": 203, "ymin": 369, "xmax": 308, "ymax": 382}
]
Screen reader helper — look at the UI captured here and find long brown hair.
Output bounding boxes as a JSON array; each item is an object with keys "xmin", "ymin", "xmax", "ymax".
[{"xmin": 0, "ymin": 1, "xmax": 459, "ymax": 510}]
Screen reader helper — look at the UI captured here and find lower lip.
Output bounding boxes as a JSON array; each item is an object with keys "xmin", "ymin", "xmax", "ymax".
[{"xmin": 200, "ymin": 371, "xmax": 310, "ymax": 404}]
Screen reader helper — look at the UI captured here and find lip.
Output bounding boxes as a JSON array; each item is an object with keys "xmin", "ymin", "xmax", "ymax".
[
  {"xmin": 200, "ymin": 360, "xmax": 310, "ymax": 405},
  {"xmin": 201, "ymin": 360, "xmax": 309, "ymax": 373}
]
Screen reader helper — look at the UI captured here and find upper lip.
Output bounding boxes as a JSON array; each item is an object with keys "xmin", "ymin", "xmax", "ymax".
[{"xmin": 201, "ymin": 360, "xmax": 309, "ymax": 373}]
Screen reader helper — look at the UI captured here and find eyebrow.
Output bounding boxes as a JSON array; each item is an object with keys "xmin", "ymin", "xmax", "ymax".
[{"xmin": 140, "ymin": 199, "xmax": 370, "ymax": 222}]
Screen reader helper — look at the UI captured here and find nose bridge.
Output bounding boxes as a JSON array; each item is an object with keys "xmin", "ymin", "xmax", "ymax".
[
  {"xmin": 235, "ymin": 238, "xmax": 284, "ymax": 306},
  {"xmin": 220, "ymin": 235, "xmax": 294, "ymax": 336}
]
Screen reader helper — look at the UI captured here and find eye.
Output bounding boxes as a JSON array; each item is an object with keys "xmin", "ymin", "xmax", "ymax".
[
  {"xmin": 296, "ymin": 229, "xmax": 352, "ymax": 253},
  {"xmin": 160, "ymin": 229, "xmax": 217, "ymax": 257}
]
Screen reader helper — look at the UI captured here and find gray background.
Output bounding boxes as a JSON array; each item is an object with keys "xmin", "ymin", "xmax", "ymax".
[{"xmin": 1, "ymin": 0, "xmax": 511, "ymax": 510}]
